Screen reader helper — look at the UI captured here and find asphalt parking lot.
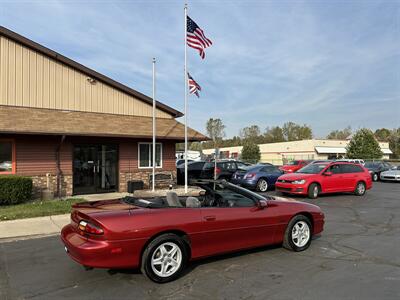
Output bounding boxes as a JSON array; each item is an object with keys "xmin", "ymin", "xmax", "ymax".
[{"xmin": 1, "ymin": 182, "xmax": 399, "ymax": 300}]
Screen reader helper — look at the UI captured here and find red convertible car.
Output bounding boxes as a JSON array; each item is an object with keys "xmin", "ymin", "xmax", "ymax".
[{"xmin": 61, "ymin": 180, "xmax": 324, "ymax": 283}]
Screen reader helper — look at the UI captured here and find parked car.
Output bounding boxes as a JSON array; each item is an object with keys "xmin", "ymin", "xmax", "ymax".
[
  {"xmin": 280, "ymin": 160, "xmax": 309, "ymax": 173},
  {"xmin": 380, "ymin": 166, "xmax": 400, "ymax": 182},
  {"xmin": 199, "ymin": 160, "xmax": 250, "ymax": 181},
  {"xmin": 176, "ymin": 159, "xmax": 193, "ymax": 167},
  {"xmin": 61, "ymin": 180, "xmax": 325, "ymax": 283},
  {"xmin": 231, "ymin": 164, "xmax": 283, "ymax": 192},
  {"xmin": 176, "ymin": 160, "xmax": 206, "ymax": 185},
  {"xmin": 275, "ymin": 162, "xmax": 372, "ymax": 199},
  {"xmin": 335, "ymin": 159, "xmax": 365, "ymax": 165},
  {"xmin": 364, "ymin": 161, "xmax": 392, "ymax": 181}
]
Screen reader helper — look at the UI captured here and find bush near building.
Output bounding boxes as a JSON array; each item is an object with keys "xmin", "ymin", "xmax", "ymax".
[
  {"xmin": 346, "ymin": 128, "xmax": 383, "ymax": 159},
  {"xmin": 0, "ymin": 176, "xmax": 33, "ymax": 205},
  {"xmin": 241, "ymin": 141, "xmax": 261, "ymax": 164}
]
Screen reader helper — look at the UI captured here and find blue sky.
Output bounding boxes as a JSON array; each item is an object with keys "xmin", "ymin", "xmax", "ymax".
[{"xmin": 1, "ymin": 0, "xmax": 399, "ymax": 138}]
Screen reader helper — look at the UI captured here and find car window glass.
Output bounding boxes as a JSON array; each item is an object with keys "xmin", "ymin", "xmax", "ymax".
[{"xmin": 329, "ymin": 164, "xmax": 342, "ymax": 174}]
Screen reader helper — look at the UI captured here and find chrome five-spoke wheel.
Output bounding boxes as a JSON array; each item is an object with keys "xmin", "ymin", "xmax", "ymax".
[
  {"xmin": 291, "ymin": 221, "xmax": 310, "ymax": 247},
  {"xmin": 151, "ymin": 242, "xmax": 182, "ymax": 278}
]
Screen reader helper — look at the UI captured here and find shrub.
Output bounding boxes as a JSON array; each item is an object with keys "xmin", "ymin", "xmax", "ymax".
[{"xmin": 0, "ymin": 176, "xmax": 33, "ymax": 205}]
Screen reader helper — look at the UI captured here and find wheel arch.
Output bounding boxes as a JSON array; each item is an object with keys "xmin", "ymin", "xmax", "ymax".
[
  {"xmin": 308, "ymin": 181, "xmax": 322, "ymax": 193},
  {"xmin": 294, "ymin": 212, "xmax": 314, "ymax": 229}
]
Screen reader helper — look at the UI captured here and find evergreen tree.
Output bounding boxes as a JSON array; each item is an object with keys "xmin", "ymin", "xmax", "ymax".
[
  {"xmin": 241, "ymin": 141, "xmax": 261, "ymax": 164},
  {"xmin": 346, "ymin": 128, "xmax": 383, "ymax": 159}
]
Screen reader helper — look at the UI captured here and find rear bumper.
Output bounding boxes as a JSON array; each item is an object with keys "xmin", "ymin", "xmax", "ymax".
[
  {"xmin": 275, "ymin": 182, "xmax": 307, "ymax": 195},
  {"xmin": 61, "ymin": 224, "xmax": 146, "ymax": 269}
]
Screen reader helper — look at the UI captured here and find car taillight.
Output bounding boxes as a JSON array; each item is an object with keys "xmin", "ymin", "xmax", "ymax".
[
  {"xmin": 79, "ymin": 220, "xmax": 104, "ymax": 235},
  {"xmin": 215, "ymin": 167, "xmax": 221, "ymax": 174},
  {"xmin": 245, "ymin": 173, "xmax": 255, "ymax": 179}
]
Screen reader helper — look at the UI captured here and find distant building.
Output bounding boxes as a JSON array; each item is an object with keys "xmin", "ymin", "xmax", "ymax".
[{"xmin": 202, "ymin": 139, "xmax": 392, "ymax": 165}]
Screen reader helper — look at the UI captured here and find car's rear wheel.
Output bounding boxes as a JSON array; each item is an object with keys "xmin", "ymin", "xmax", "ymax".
[
  {"xmin": 283, "ymin": 215, "xmax": 312, "ymax": 252},
  {"xmin": 256, "ymin": 179, "xmax": 268, "ymax": 192},
  {"xmin": 308, "ymin": 183, "xmax": 320, "ymax": 199},
  {"xmin": 141, "ymin": 233, "xmax": 188, "ymax": 283},
  {"xmin": 372, "ymin": 173, "xmax": 378, "ymax": 182},
  {"xmin": 354, "ymin": 181, "xmax": 366, "ymax": 196}
]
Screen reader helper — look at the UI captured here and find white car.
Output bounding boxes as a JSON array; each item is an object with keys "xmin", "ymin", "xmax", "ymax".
[
  {"xmin": 380, "ymin": 166, "xmax": 400, "ymax": 182},
  {"xmin": 336, "ymin": 159, "xmax": 365, "ymax": 165}
]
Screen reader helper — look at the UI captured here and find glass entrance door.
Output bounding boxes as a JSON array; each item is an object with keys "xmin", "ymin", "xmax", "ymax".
[{"xmin": 73, "ymin": 144, "xmax": 118, "ymax": 195}]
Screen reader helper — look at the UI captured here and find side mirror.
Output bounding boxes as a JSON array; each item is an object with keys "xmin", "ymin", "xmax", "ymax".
[
  {"xmin": 258, "ymin": 199, "xmax": 268, "ymax": 209},
  {"xmin": 324, "ymin": 171, "xmax": 332, "ymax": 176}
]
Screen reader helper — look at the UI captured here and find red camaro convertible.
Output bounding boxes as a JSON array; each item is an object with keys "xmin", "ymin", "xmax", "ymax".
[{"xmin": 61, "ymin": 180, "xmax": 324, "ymax": 283}]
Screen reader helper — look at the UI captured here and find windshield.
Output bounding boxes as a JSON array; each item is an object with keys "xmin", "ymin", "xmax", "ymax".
[
  {"xmin": 364, "ymin": 162, "xmax": 379, "ymax": 168},
  {"xmin": 297, "ymin": 163, "xmax": 328, "ymax": 174},
  {"xmin": 287, "ymin": 160, "xmax": 300, "ymax": 165}
]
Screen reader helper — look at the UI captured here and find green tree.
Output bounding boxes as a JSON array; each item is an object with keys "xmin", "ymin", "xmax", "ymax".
[
  {"xmin": 282, "ymin": 122, "xmax": 313, "ymax": 141},
  {"xmin": 264, "ymin": 126, "xmax": 285, "ymax": 143},
  {"xmin": 346, "ymin": 128, "xmax": 383, "ymax": 159},
  {"xmin": 327, "ymin": 126, "xmax": 352, "ymax": 140},
  {"xmin": 388, "ymin": 128, "xmax": 400, "ymax": 158},
  {"xmin": 206, "ymin": 118, "xmax": 226, "ymax": 148},
  {"xmin": 374, "ymin": 128, "xmax": 391, "ymax": 142},
  {"xmin": 239, "ymin": 125, "xmax": 261, "ymax": 144},
  {"xmin": 241, "ymin": 141, "xmax": 261, "ymax": 163}
]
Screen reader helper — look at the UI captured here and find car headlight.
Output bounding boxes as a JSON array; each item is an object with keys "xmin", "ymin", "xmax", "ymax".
[{"xmin": 292, "ymin": 179, "xmax": 306, "ymax": 184}]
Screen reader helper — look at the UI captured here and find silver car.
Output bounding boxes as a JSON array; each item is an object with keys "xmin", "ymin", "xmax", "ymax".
[{"xmin": 380, "ymin": 166, "xmax": 400, "ymax": 182}]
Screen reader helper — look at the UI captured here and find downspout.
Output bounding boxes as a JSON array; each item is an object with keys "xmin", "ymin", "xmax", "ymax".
[{"xmin": 56, "ymin": 135, "xmax": 66, "ymax": 199}]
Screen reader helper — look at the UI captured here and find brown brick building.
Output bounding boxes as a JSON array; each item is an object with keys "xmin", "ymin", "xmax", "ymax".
[{"xmin": 0, "ymin": 26, "xmax": 206, "ymax": 197}]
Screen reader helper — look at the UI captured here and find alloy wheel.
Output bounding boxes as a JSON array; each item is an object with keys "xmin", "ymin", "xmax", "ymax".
[
  {"xmin": 151, "ymin": 242, "xmax": 182, "ymax": 278},
  {"xmin": 291, "ymin": 221, "xmax": 310, "ymax": 247},
  {"xmin": 357, "ymin": 183, "xmax": 366, "ymax": 195},
  {"xmin": 258, "ymin": 179, "xmax": 268, "ymax": 192}
]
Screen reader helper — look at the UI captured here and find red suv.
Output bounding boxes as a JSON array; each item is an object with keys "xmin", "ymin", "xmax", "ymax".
[
  {"xmin": 280, "ymin": 160, "xmax": 309, "ymax": 173},
  {"xmin": 276, "ymin": 162, "xmax": 372, "ymax": 199}
]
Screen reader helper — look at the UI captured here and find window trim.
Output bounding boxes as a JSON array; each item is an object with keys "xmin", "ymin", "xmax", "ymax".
[
  {"xmin": 138, "ymin": 142, "xmax": 163, "ymax": 169},
  {"xmin": 0, "ymin": 139, "xmax": 16, "ymax": 175}
]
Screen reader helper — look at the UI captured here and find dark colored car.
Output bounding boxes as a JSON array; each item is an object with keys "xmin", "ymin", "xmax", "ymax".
[
  {"xmin": 275, "ymin": 162, "xmax": 372, "ymax": 199},
  {"xmin": 176, "ymin": 160, "xmax": 206, "ymax": 185},
  {"xmin": 199, "ymin": 160, "xmax": 249, "ymax": 181},
  {"xmin": 176, "ymin": 159, "xmax": 193, "ymax": 167},
  {"xmin": 61, "ymin": 180, "xmax": 324, "ymax": 283},
  {"xmin": 231, "ymin": 164, "xmax": 283, "ymax": 192},
  {"xmin": 364, "ymin": 161, "xmax": 392, "ymax": 181},
  {"xmin": 279, "ymin": 160, "xmax": 309, "ymax": 173}
]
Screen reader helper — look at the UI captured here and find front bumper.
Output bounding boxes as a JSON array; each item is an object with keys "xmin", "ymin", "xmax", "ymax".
[
  {"xmin": 380, "ymin": 175, "xmax": 400, "ymax": 182},
  {"xmin": 275, "ymin": 182, "xmax": 307, "ymax": 195},
  {"xmin": 61, "ymin": 224, "xmax": 146, "ymax": 269}
]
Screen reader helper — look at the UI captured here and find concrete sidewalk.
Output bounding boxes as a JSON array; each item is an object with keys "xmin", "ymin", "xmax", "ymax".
[{"xmin": 0, "ymin": 214, "xmax": 70, "ymax": 241}]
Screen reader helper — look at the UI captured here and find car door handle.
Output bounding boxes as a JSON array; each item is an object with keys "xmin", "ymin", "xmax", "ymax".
[{"xmin": 204, "ymin": 215, "xmax": 216, "ymax": 221}]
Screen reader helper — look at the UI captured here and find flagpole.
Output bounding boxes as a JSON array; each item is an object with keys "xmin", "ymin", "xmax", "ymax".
[
  {"xmin": 152, "ymin": 57, "xmax": 156, "ymax": 192},
  {"xmin": 184, "ymin": 3, "xmax": 188, "ymax": 194}
]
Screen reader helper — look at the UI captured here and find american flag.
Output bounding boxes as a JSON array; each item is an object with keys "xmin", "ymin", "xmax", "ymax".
[
  {"xmin": 187, "ymin": 72, "xmax": 201, "ymax": 97},
  {"xmin": 187, "ymin": 16, "xmax": 212, "ymax": 59}
]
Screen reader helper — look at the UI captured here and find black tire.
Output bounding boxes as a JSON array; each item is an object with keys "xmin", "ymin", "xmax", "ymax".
[
  {"xmin": 141, "ymin": 233, "xmax": 189, "ymax": 283},
  {"xmin": 283, "ymin": 215, "xmax": 313, "ymax": 252},
  {"xmin": 354, "ymin": 181, "xmax": 366, "ymax": 196},
  {"xmin": 256, "ymin": 178, "xmax": 269, "ymax": 192},
  {"xmin": 307, "ymin": 183, "xmax": 320, "ymax": 199},
  {"xmin": 372, "ymin": 173, "xmax": 378, "ymax": 182}
]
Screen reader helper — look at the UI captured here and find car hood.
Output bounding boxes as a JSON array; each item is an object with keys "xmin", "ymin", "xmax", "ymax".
[
  {"xmin": 278, "ymin": 173, "xmax": 316, "ymax": 181},
  {"xmin": 381, "ymin": 170, "xmax": 400, "ymax": 176}
]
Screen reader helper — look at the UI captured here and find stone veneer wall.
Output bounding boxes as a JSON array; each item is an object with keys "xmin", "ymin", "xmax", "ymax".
[
  {"xmin": 119, "ymin": 170, "xmax": 177, "ymax": 192},
  {"xmin": 31, "ymin": 174, "xmax": 73, "ymax": 198}
]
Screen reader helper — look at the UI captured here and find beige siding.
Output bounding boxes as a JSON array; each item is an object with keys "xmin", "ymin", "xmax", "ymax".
[{"xmin": 0, "ymin": 36, "xmax": 171, "ymax": 118}]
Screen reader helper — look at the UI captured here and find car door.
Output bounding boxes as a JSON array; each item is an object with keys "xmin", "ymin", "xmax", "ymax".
[
  {"xmin": 340, "ymin": 164, "xmax": 363, "ymax": 190},
  {"xmin": 193, "ymin": 188, "xmax": 277, "ymax": 258},
  {"xmin": 320, "ymin": 164, "xmax": 344, "ymax": 192}
]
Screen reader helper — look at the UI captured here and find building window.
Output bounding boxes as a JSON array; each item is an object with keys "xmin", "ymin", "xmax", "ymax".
[
  {"xmin": 138, "ymin": 143, "xmax": 162, "ymax": 168},
  {"xmin": 0, "ymin": 140, "xmax": 15, "ymax": 174}
]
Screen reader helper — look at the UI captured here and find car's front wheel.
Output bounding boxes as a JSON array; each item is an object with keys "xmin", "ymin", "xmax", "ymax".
[
  {"xmin": 308, "ymin": 183, "xmax": 320, "ymax": 199},
  {"xmin": 256, "ymin": 179, "xmax": 268, "ymax": 192},
  {"xmin": 372, "ymin": 173, "xmax": 378, "ymax": 182},
  {"xmin": 283, "ymin": 215, "xmax": 312, "ymax": 252},
  {"xmin": 141, "ymin": 233, "xmax": 188, "ymax": 283}
]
